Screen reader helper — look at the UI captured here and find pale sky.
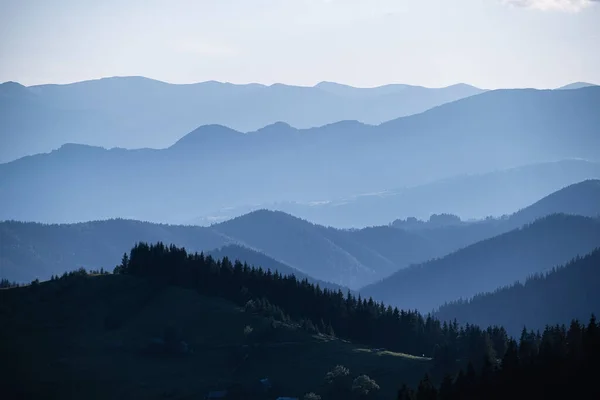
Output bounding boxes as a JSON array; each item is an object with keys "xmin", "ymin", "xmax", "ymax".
[{"xmin": 0, "ymin": 0, "xmax": 599, "ymax": 89}]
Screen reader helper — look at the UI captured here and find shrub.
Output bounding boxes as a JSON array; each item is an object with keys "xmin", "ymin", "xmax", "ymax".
[{"xmin": 352, "ymin": 375, "xmax": 380, "ymax": 398}]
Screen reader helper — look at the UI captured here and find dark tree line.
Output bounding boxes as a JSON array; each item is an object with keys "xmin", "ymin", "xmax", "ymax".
[
  {"xmin": 0, "ymin": 278, "xmax": 20, "ymax": 288},
  {"xmin": 116, "ymin": 242, "xmax": 507, "ymax": 370},
  {"xmin": 399, "ymin": 317, "xmax": 600, "ymax": 399}
]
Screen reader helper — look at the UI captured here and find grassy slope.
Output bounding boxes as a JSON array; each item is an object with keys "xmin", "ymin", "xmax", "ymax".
[{"xmin": 0, "ymin": 275, "xmax": 430, "ymax": 399}]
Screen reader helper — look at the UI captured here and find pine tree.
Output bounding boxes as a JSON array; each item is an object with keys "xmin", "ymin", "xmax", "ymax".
[{"xmin": 416, "ymin": 374, "xmax": 437, "ymax": 400}]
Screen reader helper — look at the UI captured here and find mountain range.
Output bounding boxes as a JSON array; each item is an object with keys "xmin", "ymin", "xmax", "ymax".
[
  {"xmin": 0, "ymin": 77, "xmax": 484, "ymax": 163},
  {"xmin": 357, "ymin": 180, "xmax": 600, "ymax": 310},
  {"xmin": 3, "ymin": 179, "xmax": 599, "ymax": 290},
  {"xmin": 2, "ymin": 86, "xmax": 599, "ymax": 225},
  {"xmin": 185, "ymin": 159, "xmax": 600, "ymax": 227},
  {"xmin": 388, "ymin": 179, "xmax": 600, "ymax": 255}
]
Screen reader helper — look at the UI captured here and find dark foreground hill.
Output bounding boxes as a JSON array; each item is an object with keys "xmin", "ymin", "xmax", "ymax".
[
  {"xmin": 0, "ymin": 274, "xmax": 430, "ymax": 399},
  {"xmin": 3, "ymin": 242, "xmax": 597, "ymax": 399},
  {"xmin": 361, "ymin": 214, "xmax": 600, "ymax": 312},
  {"xmin": 435, "ymin": 249, "xmax": 600, "ymax": 336}
]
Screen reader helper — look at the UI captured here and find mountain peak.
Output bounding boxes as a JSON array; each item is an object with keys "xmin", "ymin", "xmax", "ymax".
[
  {"xmin": 318, "ymin": 119, "xmax": 369, "ymax": 130},
  {"xmin": 556, "ymin": 82, "xmax": 598, "ymax": 90},
  {"xmin": 53, "ymin": 143, "xmax": 108, "ymax": 157},
  {"xmin": 170, "ymin": 124, "xmax": 243, "ymax": 149},
  {"xmin": 314, "ymin": 81, "xmax": 353, "ymax": 88},
  {"xmin": 1, "ymin": 81, "xmax": 25, "ymax": 88},
  {"xmin": 251, "ymin": 121, "xmax": 297, "ymax": 135},
  {"xmin": 0, "ymin": 81, "xmax": 31, "ymax": 97},
  {"xmin": 443, "ymin": 82, "xmax": 483, "ymax": 91},
  {"xmin": 216, "ymin": 209, "xmax": 307, "ymax": 228},
  {"xmin": 31, "ymin": 76, "xmax": 171, "ymax": 89}
]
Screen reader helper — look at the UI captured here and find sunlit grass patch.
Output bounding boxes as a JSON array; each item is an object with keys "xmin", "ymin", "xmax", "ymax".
[{"xmin": 353, "ymin": 348, "xmax": 432, "ymax": 361}]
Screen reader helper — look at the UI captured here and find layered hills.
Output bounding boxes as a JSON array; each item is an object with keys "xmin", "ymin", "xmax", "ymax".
[
  {"xmin": 0, "ymin": 77, "xmax": 484, "ymax": 163},
  {"xmin": 2, "ymin": 87, "xmax": 599, "ymax": 225}
]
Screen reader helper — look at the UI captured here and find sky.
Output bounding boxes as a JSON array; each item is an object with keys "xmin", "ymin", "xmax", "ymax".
[{"xmin": 0, "ymin": 0, "xmax": 599, "ymax": 89}]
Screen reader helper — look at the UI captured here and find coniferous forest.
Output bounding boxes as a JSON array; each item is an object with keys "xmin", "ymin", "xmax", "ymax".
[
  {"xmin": 117, "ymin": 242, "xmax": 507, "ymax": 368},
  {"xmin": 399, "ymin": 318, "xmax": 600, "ymax": 399},
  {"xmin": 115, "ymin": 242, "xmax": 600, "ymax": 398}
]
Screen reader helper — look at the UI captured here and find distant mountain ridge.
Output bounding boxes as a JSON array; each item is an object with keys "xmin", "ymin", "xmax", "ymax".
[
  {"xmin": 386, "ymin": 179, "xmax": 600, "ymax": 268},
  {"xmin": 556, "ymin": 82, "xmax": 598, "ymax": 90},
  {"xmin": 393, "ymin": 178, "xmax": 600, "ymax": 229},
  {"xmin": 210, "ymin": 210, "xmax": 440, "ymax": 288},
  {"xmin": 185, "ymin": 159, "xmax": 600, "ymax": 228},
  {"xmin": 0, "ymin": 76, "xmax": 484, "ymax": 162},
  {"xmin": 2, "ymin": 87, "xmax": 599, "ymax": 225}
]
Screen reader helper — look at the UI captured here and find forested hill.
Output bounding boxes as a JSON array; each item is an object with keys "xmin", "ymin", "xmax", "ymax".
[
  {"xmin": 361, "ymin": 214, "xmax": 600, "ymax": 313},
  {"xmin": 116, "ymin": 241, "xmax": 508, "ymax": 369},
  {"xmin": 0, "ymin": 270, "xmax": 429, "ymax": 399},
  {"xmin": 402, "ymin": 315, "xmax": 600, "ymax": 400},
  {"xmin": 434, "ymin": 249, "xmax": 600, "ymax": 336},
  {"xmin": 116, "ymin": 241, "xmax": 600, "ymax": 400}
]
